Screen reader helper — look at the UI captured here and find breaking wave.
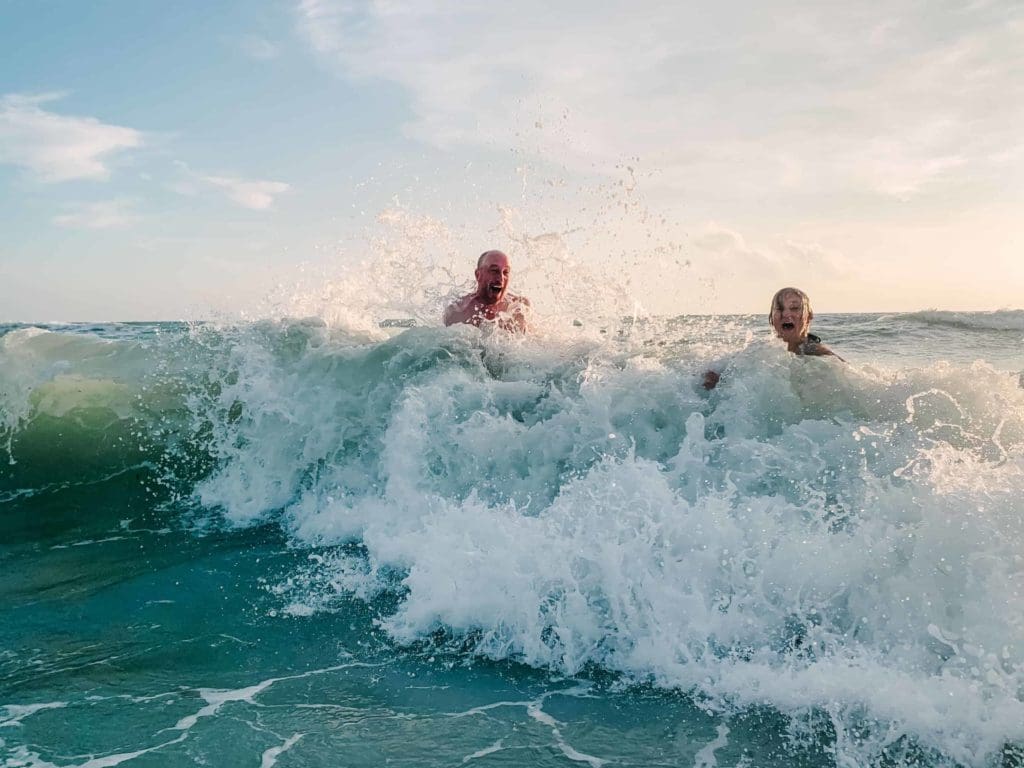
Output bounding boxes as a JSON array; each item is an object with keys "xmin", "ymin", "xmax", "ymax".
[{"xmin": 2, "ymin": 317, "xmax": 1023, "ymax": 766}]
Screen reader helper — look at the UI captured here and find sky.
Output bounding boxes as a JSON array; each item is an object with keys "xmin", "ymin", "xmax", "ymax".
[{"xmin": 1, "ymin": 0, "xmax": 1022, "ymax": 321}]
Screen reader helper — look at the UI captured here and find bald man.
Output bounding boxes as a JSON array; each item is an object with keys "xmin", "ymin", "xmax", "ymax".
[{"xmin": 443, "ymin": 250, "xmax": 531, "ymax": 333}]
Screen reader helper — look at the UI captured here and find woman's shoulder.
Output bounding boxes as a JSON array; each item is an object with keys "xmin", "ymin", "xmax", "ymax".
[{"xmin": 798, "ymin": 334, "xmax": 831, "ymax": 356}]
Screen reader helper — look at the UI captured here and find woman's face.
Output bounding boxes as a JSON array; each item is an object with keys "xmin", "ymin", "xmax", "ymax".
[{"xmin": 771, "ymin": 291, "xmax": 811, "ymax": 345}]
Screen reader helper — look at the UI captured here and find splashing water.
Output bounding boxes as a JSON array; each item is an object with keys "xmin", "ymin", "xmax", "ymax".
[{"xmin": 2, "ymin": 280, "xmax": 1023, "ymax": 766}]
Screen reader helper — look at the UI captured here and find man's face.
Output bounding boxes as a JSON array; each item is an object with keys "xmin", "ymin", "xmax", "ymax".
[
  {"xmin": 475, "ymin": 252, "xmax": 511, "ymax": 304},
  {"xmin": 771, "ymin": 291, "xmax": 811, "ymax": 344}
]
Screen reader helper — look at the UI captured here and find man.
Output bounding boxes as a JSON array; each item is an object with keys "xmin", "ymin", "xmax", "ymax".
[{"xmin": 443, "ymin": 250, "xmax": 531, "ymax": 333}]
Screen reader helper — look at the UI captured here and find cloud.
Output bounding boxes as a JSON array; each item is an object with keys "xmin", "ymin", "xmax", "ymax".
[
  {"xmin": 168, "ymin": 162, "xmax": 292, "ymax": 209},
  {"xmin": 676, "ymin": 221, "xmax": 861, "ymax": 312},
  {"xmin": 53, "ymin": 199, "xmax": 139, "ymax": 229},
  {"xmin": 236, "ymin": 34, "xmax": 281, "ymax": 60},
  {"xmin": 690, "ymin": 222, "xmax": 852, "ymax": 280},
  {"xmin": 295, "ymin": 1, "xmax": 1024, "ymax": 205},
  {"xmin": 202, "ymin": 174, "xmax": 291, "ymax": 209},
  {"xmin": 166, "ymin": 180, "xmax": 199, "ymax": 197},
  {"xmin": 0, "ymin": 93, "xmax": 143, "ymax": 181}
]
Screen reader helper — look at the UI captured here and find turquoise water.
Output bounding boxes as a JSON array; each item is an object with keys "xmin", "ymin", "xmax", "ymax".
[{"xmin": 2, "ymin": 311, "xmax": 1023, "ymax": 767}]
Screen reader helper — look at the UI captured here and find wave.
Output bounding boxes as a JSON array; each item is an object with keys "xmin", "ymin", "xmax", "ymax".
[
  {"xmin": 901, "ymin": 309, "xmax": 1024, "ymax": 333},
  {"xmin": 3, "ymin": 320, "xmax": 1024, "ymax": 765}
]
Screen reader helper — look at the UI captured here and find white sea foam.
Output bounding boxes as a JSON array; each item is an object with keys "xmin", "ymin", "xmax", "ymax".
[
  {"xmin": 0, "ymin": 734, "xmax": 188, "ymax": 768},
  {"xmin": 447, "ymin": 685, "xmax": 605, "ymax": 767},
  {"xmin": 694, "ymin": 724, "xmax": 730, "ymax": 768},
  {"xmin": 184, "ymin": 317, "xmax": 1024, "ymax": 766},
  {"xmin": 0, "ymin": 702, "xmax": 66, "ymax": 728},
  {"xmin": 260, "ymin": 733, "xmax": 304, "ymax": 768},
  {"xmin": 461, "ymin": 739, "xmax": 503, "ymax": 763}
]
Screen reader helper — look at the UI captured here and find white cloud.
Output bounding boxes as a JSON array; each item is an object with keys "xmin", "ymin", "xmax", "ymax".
[
  {"xmin": 237, "ymin": 34, "xmax": 281, "ymax": 60},
  {"xmin": 166, "ymin": 180, "xmax": 199, "ymax": 197},
  {"xmin": 295, "ymin": 1, "xmax": 1024, "ymax": 205},
  {"xmin": 0, "ymin": 93, "xmax": 143, "ymax": 181},
  {"xmin": 691, "ymin": 222, "xmax": 853, "ymax": 279},
  {"xmin": 168, "ymin": 162, "xmax": 292, "ymax": 209},
  {"xmin": 53, "ymin": 199, "xmax": 139, "ymax": 230},
  {"xmin": 203, "ymin": 174, "xmax": 291, "ymax": 210}
]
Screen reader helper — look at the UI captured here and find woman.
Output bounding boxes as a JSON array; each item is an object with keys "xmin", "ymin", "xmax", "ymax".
[
  {"xmin": 767, "ymin": 287, "xmax": 841, "ymax": 358},
  {"xmin": 703, "ymin": 287, "xmax": 842, "ymax": 389}
]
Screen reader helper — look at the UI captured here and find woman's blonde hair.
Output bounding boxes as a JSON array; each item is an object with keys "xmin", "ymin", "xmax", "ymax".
[{"xmin": 768, "ymin": 287, "xmax": 812, "ymax": 324}]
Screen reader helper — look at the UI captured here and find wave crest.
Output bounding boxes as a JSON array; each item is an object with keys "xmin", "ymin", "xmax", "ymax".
[{"xmin": 902, "ymin": 309, "xmax": 1024, "ymax": 333}]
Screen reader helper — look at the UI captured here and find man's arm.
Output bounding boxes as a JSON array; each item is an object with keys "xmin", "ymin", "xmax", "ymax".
[{"xmin": 444, "ymin": 296, "xmax": 470, "ymax": 326}]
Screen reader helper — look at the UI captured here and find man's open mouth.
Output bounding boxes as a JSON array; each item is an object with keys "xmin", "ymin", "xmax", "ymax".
[{"xmin": 489, "ymin": 283, "xmax": 503, "ymax": 292}]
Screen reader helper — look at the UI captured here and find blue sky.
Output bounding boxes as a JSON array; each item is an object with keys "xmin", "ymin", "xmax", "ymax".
[{"xmin": 2, "ymin": 0, "xmax": 1022, "ymax": 321}]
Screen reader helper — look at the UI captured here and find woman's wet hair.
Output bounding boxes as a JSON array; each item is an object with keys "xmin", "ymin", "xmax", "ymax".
[{"xmin": 768, "ymin": 287, "xmax": 812, "ymax": 324}]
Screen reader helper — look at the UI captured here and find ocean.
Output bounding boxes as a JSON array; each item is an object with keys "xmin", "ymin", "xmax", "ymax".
[{"xmin": 2, "ymin": 310, "xmax": 1023, "ymax": 767}]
